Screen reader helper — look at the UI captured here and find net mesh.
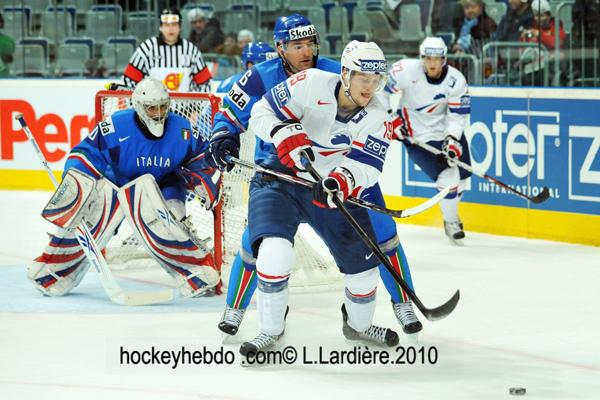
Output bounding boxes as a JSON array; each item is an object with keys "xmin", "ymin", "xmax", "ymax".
[{"xmin": 95, "ymin": 90, "xmax": 341, "ymax": 290}]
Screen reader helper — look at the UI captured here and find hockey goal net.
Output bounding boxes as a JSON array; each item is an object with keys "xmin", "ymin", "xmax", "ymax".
[{"xmin": 95, "ymin": 90, "xmax": 340, "ymax": 290}]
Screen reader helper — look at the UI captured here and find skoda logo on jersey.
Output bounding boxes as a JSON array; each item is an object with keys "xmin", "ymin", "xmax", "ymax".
[
  {"xmin": 288, "ymin": 25, "xmax": 316, "ymax": 41},
  {"xmin": 360, "ymin": 60, "xmax": 387, "ymax": 73}
]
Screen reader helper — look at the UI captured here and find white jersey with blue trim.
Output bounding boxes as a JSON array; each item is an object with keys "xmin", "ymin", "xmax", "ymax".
[
  {"xmin": 250, "ymin": 68, "xmax": 393, "ymax": 193},
  {"xmin": 386, "ymin": 58, "xmax": 470, "ymax": 142}
]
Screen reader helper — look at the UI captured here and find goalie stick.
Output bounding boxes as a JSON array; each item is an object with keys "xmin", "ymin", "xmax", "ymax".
[
  {"xmin": 226, "ymin": 155, "xmax": 449, "ymax": 218},
  {"xmin": 300, "ymin": 150, "xmax": 460, "ymax": 321},
  {"xmin": 15, "ymin": 113, "xmax": 173, "ymax": 306},
  {"xmin": 403, "ymin": 136, "xmax": 550, "ymax": 204}
]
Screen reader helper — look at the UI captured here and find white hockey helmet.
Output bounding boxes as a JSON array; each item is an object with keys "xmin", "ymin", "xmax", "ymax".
[
  {"xmin": 340, "ymin": 40, "xmax": 387, "ymax": 95},
  {"xmin": 132, "ymin": 77, "xmax": 171, "ymax": 137},
  {"xmin": 419, "ymin": 37, "xmax": 448, "ymax": 59}
]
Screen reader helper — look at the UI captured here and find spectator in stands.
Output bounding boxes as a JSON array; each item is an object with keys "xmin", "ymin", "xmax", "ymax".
[
  {"xmin": 572, "ymin": 0, "xmax": 600, "ymax": 47},
  {"xmin": 237, "ymin": 29, "xmax": 255, "ymax": 50},
  {"xmin": 218, "ymin": 32, "xmax": 241, "ymax": 56},
  {"xmin": 494, "ymin": 0, "xmax": 534, "ymax": 42},
  {"xmin": 520, "ymin": 0, "xmax": 566, "ymax": 50},
  {"xmin": 187, "ymin": 8, "xmax": 225, "ymax": 53},
  {"xmin": 453, "ymin": 0, "xmax": 497, "ymax": 55},
  {"xmin": 0, "ymin": 12, "xmax": 16, "ymax": 78},
  {"xmin": 123, "ymin": 8, "xmax": 211, "ymax": 92}
]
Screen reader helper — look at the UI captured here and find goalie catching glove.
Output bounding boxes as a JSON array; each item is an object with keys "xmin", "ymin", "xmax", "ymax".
[
  {"xmin": 312, "ymin": 167, "xmax": 355, "ymax": 208},
  {"xmin": 440, "ymin": 135, "xmax": 462, "ymax": 168},
  {"xmin": 179, "ymin": 154, "xmax": 222, "ymax": 211},
  {"xmin": 270, "ymin": 119, "xmax": 315, "ymax": 171}
]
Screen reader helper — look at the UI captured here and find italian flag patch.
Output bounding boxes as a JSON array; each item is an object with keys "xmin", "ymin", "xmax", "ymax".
[{"xmin": 182, "ymin": 128, "xmax": 191, "ymax": 140}]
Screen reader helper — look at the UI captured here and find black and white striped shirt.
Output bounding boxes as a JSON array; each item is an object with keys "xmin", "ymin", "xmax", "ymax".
[{"xmin": 123, "ymin": 35, "xmax": 211, "ymax": 92}]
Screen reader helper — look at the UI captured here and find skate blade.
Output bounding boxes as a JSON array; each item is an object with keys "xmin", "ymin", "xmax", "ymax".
[
  {"xmin": 447, "ymin": 236, "xmax": 465, "ymax": 247},
  {"xmin": 403, "ymin": 332, "xmax": 419, "ymax": 345},
  {"xmin": 221, "ymin": 332, "xmax": 243, "ymax": 345}
]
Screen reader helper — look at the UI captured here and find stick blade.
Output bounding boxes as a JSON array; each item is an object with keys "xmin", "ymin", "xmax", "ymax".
[
  {"xmin": 111, "ymin": 288, "xmax": 174, "ymax": 306},
  {"xmin": 531, "ymin": 187, "xmax": 550, "ymax": 204},
  {"xmin": 421, "ymin": 290, "xmax": 460, "ymax": 322},
  {"xmin": 398, "ymin": 186, "xmax": 450, "ymax": 218}
]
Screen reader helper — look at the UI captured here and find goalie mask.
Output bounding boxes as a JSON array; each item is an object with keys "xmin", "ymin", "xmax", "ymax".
[
  {"xmin": 340, "ymin": 41, "xmax": 387, "ymax": 106},
  {"xmin": 132, "ymin": 77, "xmax": 171, "ymax": 138}
]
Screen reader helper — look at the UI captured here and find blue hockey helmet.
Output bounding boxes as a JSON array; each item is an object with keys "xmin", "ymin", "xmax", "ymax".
[
  {"xmin": 273, "ymin": 13, "xmax": 319, "ymax": 45},
  {"xmin": 241, "ymin": 42, "xmax": 276, "ymax": 68}
]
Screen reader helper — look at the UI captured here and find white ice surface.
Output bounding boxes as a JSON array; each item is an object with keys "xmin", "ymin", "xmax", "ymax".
[{"xmin": 1, "ymin": 190, "xmax": 599, "ymax": 400}]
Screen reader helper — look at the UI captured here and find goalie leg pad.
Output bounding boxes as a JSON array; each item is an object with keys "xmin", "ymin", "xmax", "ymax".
[
  {"xmin": 30, "ymin": 179, "xmax": 122, "ymax": 296},
  {"xmin": 28, "ymin": 229, "xmax": 90, "ymax": 296},
  {"xmin": 117, "ymin": 174, "xmax": 219, "ymax": 297}
]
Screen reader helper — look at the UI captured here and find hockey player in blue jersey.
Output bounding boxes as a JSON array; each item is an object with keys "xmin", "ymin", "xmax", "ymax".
[
  {"xmin": 216, "ymin": 42, "xmax": 275, "ymax": 94},
  {"xmin": 207, "ymin": 14, "xmax": 424, "ymax": 338},
  {"xmin": 28, "ymin": 78, "xmax": 222, "ymax": 298}
]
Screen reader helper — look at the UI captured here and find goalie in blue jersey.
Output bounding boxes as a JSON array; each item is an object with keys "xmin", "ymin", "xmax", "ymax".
[{"xmin": 29, "ymin": 78, "xmax": 222, "ymax": 299}]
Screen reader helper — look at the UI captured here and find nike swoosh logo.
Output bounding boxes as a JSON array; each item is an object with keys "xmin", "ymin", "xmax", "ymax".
[
  {"xmin": 119, "ymin": 136, "xmax": 130, "ymax": 142},
  {"xmin": 317, "ymin": 100, "xmax": 332, "ymax": 105},
  {"xmin": 365, "ymin": 252, "xmax": 374, "ymax": 260}
]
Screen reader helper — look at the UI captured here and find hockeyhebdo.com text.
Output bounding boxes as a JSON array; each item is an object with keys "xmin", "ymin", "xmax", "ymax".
[{"xmin": 118, "ymin": 345, "xmax": 438, "ymax": 368}]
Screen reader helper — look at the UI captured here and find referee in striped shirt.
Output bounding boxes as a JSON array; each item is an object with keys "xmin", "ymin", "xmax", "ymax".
[{"xmin": 123, "ymin": 8, "xmax": 212, "ymax": 92}]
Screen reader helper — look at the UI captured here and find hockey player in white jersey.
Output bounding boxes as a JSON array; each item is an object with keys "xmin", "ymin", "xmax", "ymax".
[
  {"xmin": 387, "ymin": 37, "xmax": 472, "ymax": 244},
  {"xmin": 239, "ymin": 41, "xmax": 399, "ymax": 356},
  {"xmin": 28, "ymin": 78, "xmax": 221, "ymax": 298}
]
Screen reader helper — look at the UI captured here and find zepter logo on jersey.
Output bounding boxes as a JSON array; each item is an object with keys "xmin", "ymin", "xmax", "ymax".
[
  {"xmin": 288, "ymin": 24, "xmax": 316, "ymax": 41},
  {"xmin": 360, "ymin": 60, "xmax": 387, "ymax": 73}
]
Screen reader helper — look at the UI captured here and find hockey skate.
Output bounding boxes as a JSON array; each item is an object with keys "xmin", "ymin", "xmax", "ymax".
[
  {"xmin": 392, "ymin": 301, "xmax": 423, "ymax": 334},
  {"xmin": 341, "ymin": 304, "xmax": 399, "ymax": 347},
  {"xmin": 444, "ymin": 220, "xmax": 465, "ymax": 245},
  {"xmin": 239, "ymin": 306, "xmax": 289, "ymax": 357},
  {"xmin": 218, "ymin": 306, "xmax": 246, "ymax": 336}
]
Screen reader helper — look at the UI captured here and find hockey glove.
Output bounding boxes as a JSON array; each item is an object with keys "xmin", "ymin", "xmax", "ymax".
[
  {"xmin": 312, "ymin": 168, "xmax": 355, "ymax": 209},
  {"xmin": 441, "ymin": 135, "xmax": 462, "ymax": 168},
  {"xmin": 270, "ymin": 119, "xmax": 315, "ymax": 171},
  {"xmin": 207, "ymin": 130, "xmax": 240, "ymax": 172},
  {"xmin": 391, "ymin": 115, "xmax": 409, "ymax": 141},
  {"xmin": 180, "ymin": 155, "xmax": 222, "ymax": 211}
]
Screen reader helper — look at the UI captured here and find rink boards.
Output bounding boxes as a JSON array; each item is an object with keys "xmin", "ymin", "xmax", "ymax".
[{"xmin": 0, "ymin": 80, "xmax": 598, "ymax": 245}]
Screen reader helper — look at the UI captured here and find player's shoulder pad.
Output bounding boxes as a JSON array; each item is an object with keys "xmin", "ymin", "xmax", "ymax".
[
  {"xmin": 100, "ymin": 109, "xmax": 134, "ymax": 136},
  {"xmin": 224, "ymin": 64, "xmax": 269, "ymax": 111},
  {"xmin": 446, "ymin": 65, "xmax": 468, "ymax": 85},
  {"xmin": 316, "ymin": 57, "xmax": 342, "ymax": 74}
]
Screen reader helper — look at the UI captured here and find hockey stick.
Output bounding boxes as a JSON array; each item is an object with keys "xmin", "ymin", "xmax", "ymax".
[
  {"xmin": 300, "ymin": 151, "xmax": 460, "ymax": 321},
  {"xmin": 403, "ymin": 136, "xmax": 550, "ymax": 204},
  {"xmin": 226, "ymin": 155, "xmax": 449, "ymax": 218},
  {"xmin": 15, "ymin": 113, "xmax": 173, "ymax": 306}
]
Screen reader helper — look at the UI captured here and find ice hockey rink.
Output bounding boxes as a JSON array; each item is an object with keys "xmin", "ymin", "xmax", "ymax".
[{"xmin": 1, "ymin": 189, "xmax": 599, "ymax": 400}]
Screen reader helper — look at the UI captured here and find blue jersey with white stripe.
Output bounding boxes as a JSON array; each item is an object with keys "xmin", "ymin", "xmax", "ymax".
[
  {"xmin": 65, "ymin": 109, "xmax": 206, "ymax": 186},
  {"xmin": 212, "ymin": 56, "xmax": 341, "ymax": 164}
]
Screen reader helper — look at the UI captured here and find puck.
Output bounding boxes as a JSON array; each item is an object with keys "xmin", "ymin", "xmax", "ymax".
[{"xmin": 509, "ymin": 387, "xmax": 526, "ymax": 395}]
